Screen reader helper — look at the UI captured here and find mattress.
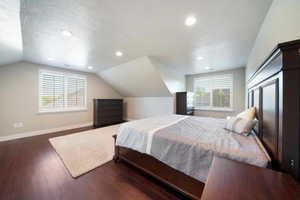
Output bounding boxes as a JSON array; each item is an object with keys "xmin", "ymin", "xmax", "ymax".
[{"xmin": 116, "ymin": 115, "xmax": 270, "ymax": 183}]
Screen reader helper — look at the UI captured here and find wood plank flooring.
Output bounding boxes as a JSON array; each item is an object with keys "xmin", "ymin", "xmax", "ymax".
[{"xmin": 0, "ymin": 127, "xmax": 186, "ymax": 200}]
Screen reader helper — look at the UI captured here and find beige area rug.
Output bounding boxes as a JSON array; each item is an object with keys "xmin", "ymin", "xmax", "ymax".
[{"xmin": 49, "ymin": 124, "xmax": 120, "ymax": 178}]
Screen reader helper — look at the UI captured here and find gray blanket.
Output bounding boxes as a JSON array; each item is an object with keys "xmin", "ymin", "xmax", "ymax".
[{"xmin": 116, "ymin": 115, "xmax": 269, "ymax": 182}]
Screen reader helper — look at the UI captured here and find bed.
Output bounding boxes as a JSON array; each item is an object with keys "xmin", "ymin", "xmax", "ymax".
[
  {"xmin": 116, "ymin": 115, "xmax": 269, "ymax": 182},
  {"xmin": 113, "ymin": 39, "xmax": 300, "ymax": 200}
]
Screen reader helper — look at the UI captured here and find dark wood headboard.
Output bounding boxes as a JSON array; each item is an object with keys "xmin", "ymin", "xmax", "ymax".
[{"xmin": 247, "ymin": 39, "xmax": 300, "ymax": 182}]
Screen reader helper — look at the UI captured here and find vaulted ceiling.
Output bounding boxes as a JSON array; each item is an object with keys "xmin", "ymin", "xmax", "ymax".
[
  {"xmin": 1, "ymin": 0, "xmax": 272, "ymax": 74},
  {"xmin": 0, "ymin": 0, "xmax": 23, "ymax": 66}
]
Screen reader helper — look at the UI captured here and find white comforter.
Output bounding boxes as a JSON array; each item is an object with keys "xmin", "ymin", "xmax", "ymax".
[{"xmin": 116, "ymin": 115, "xmax": 270, "ymax": 183}]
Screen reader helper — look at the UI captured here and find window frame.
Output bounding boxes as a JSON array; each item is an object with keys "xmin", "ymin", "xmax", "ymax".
[
  {"xmin": 38, "ymin": 69, "xmax": 87, "ymax": 114},
  {"xmin": 193, "ymin": 74, "xmax": 234, "ymax": 112}
]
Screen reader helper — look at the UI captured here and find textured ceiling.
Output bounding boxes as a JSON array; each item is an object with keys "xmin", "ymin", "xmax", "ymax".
[
  {"xmin": 0, "ymin": 0, "xmax": 23, "ymax": 66},
  {"xmin": 1, "ymin": 0, "xmax": 272, "ymax": 74}
]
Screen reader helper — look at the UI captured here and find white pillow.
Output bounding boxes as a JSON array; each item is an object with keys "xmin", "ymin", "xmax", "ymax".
[{"xmin": 225, "ymin": 117, "xmax": 257, "ymax": 136}]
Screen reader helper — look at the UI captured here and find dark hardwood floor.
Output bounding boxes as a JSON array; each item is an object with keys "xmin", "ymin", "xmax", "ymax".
[{"xmin": 0, "ymin": 127, "xmax": 186, "ymax": 200}]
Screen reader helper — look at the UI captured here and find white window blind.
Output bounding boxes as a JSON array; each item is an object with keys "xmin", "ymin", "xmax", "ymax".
[
  {"xmin": 39, "ymin": 70, "xmax": 87, "ymax": 113},
  {"xmin": 193, "ymin": 74, "xmax": 233, "ymax": 110}
]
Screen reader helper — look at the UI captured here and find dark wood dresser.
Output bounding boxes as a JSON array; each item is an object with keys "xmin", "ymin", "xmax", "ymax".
[
  {"xmin": 93, "ymin": 99, "xmax": 123, "ymax": 128},
  {"xmin": 176, "ymin": 92, "xmax": 194, "ymax": 115},
  {"xmin": 201, "ymin": 157, "xmax": 300, "ymax": 200}
]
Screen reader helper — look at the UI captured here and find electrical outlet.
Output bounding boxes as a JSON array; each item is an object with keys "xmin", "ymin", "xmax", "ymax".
[{"xmin": 13, "ymin": 122, "xmax": 24, "ymax": 128}]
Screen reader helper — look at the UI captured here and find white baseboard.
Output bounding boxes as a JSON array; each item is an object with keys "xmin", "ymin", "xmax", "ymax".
[{"xmin": 0, "ymin": 122, "xmax": 93, "ymax": 142}]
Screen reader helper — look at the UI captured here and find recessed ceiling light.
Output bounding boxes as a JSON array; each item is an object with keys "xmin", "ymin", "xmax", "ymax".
[
  {"xmin": 87, "ymin": 66, "xmax": 93, "ymax": 70},
  {"xmin": 197, "ymin": 56, "xmax": 204, "ymax": 60},
  {"xmin": 205, "ymin": 67, "xmax": 213, "ymax": 70},
  {"xmin": 61, "ymin": 30, "xmax": 73, "ymax": 37},
  {"xmin": 185, "ymin": 16, "xmax": 197, "ymax": 26},
  {"xmin": 115, "ymin": 51, "xmax": 123, "ymax": 57}
]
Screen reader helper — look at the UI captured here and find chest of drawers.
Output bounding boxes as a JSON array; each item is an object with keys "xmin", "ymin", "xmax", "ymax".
[{"xmin": 93, "ymin": 99, "xmax": 123, "ymax": 127}]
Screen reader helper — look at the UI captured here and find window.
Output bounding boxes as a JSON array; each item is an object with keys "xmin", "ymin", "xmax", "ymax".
[
  {"xmin": 193, "ymin": 74, "xmax": 233, "ymax": 111},
  {"xmin": 39, "ymin": 70, "xmax": 87, "ymax": 113}
]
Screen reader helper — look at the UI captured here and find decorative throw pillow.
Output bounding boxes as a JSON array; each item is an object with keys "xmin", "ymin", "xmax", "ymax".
[
  {"xmin": 236, "ymin": 107, "xmax": 256, "ymax": 121},
  {"xmin": 225, "ymin": 117, "xmax": 257, "ymax": 136}
]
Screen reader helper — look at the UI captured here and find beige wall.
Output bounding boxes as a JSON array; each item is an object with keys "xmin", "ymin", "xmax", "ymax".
[
  {"xmin": 186, "ymin": 68, "xmax": 245, "ymax": 118},
  {"xmin": 246, "ymin": 0, "xmax": 300, "ymax": 80},
  {"xmin": 124, "ymin": 97, "xmax": 174, "ymax": 120},
  {"xmin": 0, "ymin": 62, "xmax": 121, "ymax": 137}
]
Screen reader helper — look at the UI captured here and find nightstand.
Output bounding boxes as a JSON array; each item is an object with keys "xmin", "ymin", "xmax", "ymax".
[{"xmin": 201, "ymin": 157, "xmax": 300, "ymax": 200}]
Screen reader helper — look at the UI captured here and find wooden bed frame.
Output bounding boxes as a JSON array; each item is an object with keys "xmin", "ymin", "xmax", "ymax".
[
  {"xmin": 113, "ymin": 39, "xmax": 300, "ymax": 199},
  {"xmin": 247, "ymin": 39, "xmax": 300, "ymax": 180}
]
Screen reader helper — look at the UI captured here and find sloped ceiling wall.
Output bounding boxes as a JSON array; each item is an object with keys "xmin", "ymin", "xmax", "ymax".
[
  {"xmin": 149, "ymin": 58, "xmax": 186, "ymax": 94},
  {"xmin": 0, "ymin": 0, "xmax": 23, "ymax": 66},
  {"xmin": 98, "ymin": 56, "xmax": 184, "ymax": 97}
]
